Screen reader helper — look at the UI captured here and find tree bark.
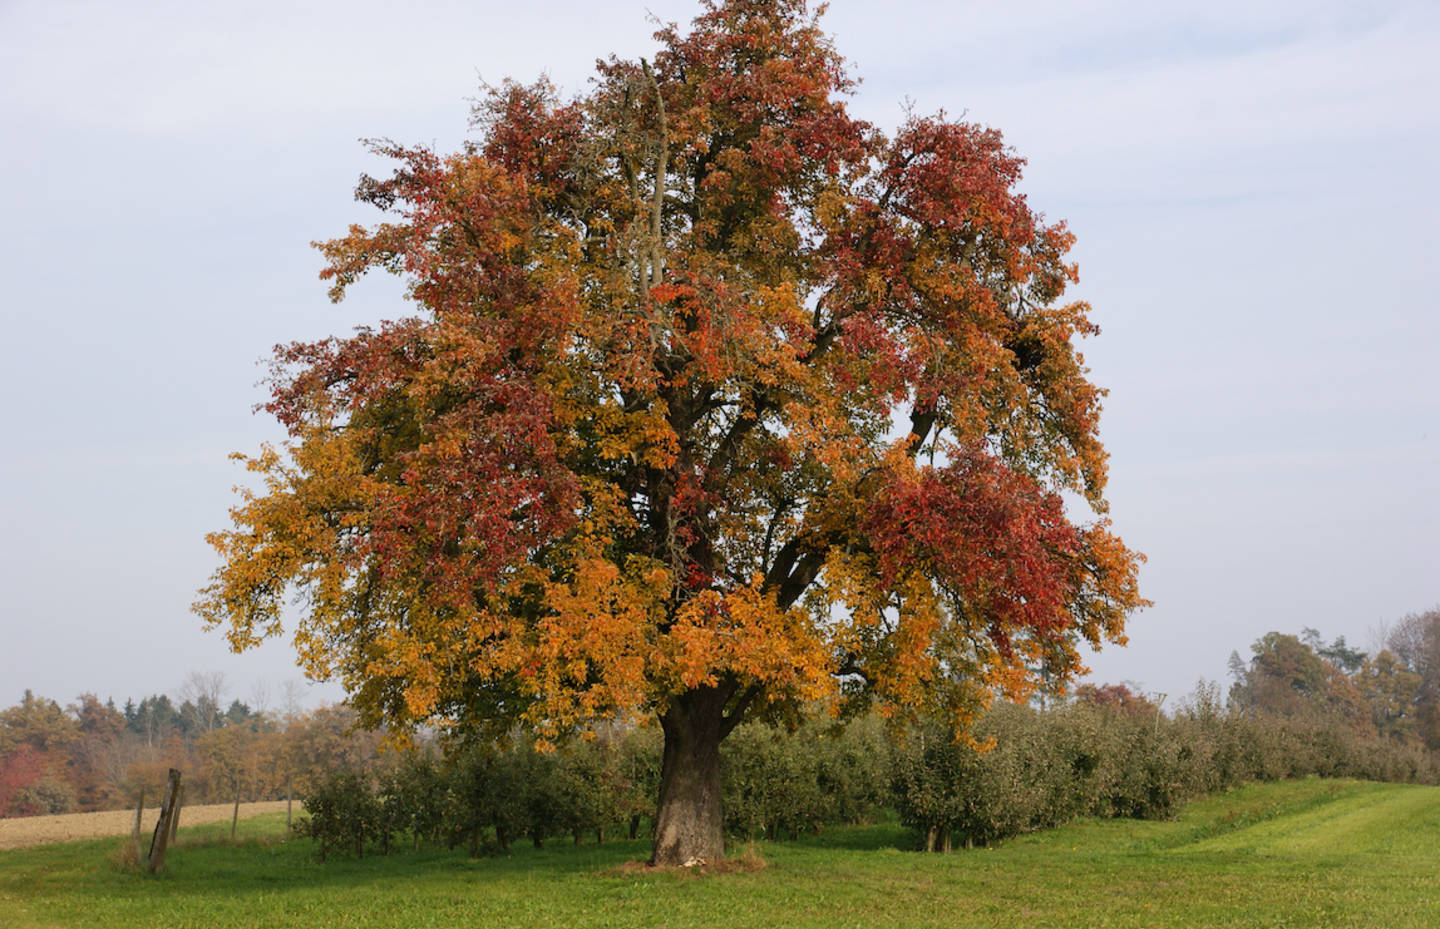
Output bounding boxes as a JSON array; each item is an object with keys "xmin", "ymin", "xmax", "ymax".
[{"xmin": 649, "ymin": 687, "xmax": 731, "ymax": 867}]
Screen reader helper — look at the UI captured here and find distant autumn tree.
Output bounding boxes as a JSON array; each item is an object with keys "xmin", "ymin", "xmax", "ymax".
[
  {"xmin": 196, "ymin": 0, "xmax": 1145, "ymax": 866},
  {"xmin": 0, "ymin": 691, "xmax": 79, "ymax": 757},
  {"xmin": 0, "ymin": 746, "xmax": 48, "ymax": 816},
  {"xmin": 1231, "ymin": 632, "xmax": 1373, "ymax": 734},
  {"xmin": 67, "ymin": 694, "xmax": 126, "ymax": 809},
  {"xmin": 1071, "ymin": 683, "xmax": 1156, "ymax": 717},
  {"xmin": 1387, "ymin": 607, "xmax": 1440, "ymax": 749},
  {"xmin": 1356, "ymin": 650, "xmax": 1422, "ymax": 742}
]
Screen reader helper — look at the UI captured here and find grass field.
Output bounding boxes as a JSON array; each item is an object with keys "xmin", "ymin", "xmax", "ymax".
[{"xmin": 1, "ymin": 778, "xmax": 1435, "ymax": 928}]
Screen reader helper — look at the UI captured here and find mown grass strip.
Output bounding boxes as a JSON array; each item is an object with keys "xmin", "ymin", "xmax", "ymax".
[{"xmin": 0, "ymin": 779, "xmax": 1436, "ymax": 929}]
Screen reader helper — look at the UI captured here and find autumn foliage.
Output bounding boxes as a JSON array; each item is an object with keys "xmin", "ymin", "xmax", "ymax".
[{"xmin": 195, "ymin": 0, "xmax": 1145, "ymax": 864}]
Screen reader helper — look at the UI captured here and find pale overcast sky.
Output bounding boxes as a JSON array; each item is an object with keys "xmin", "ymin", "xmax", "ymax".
[{"xmin": 1, "ymin": 0, "xmax": 1436, "ymax": 712}]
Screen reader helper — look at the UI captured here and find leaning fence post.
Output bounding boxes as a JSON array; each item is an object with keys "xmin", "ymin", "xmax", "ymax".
[
  {"xmin": 168, "ymin": 783, "xmax": 183, "ymax": 843},
  {"xmin": 147, "ymin": 769, "xmax": 182, "ymax": 875}
]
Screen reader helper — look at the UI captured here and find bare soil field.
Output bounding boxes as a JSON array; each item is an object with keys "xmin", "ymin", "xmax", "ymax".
[{"xmin": 0, "ymin": 801, "xmax": 291, "ymax": 850}]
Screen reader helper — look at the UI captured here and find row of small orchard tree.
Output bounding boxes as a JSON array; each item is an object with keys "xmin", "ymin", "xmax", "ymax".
[
  {"xmin": 297, "ymin": 657, "xmax": 1440, "ymax": 860},
  {"xmin": 298, "ymin": 724, "xmax": 663, "ymax": 860},
  {"xmin": 893, "ymin": 676, "xmax": 1440, "ymax": 852},
  {"xmin": 297, "ymin": 713, "xmax": 892, "ymax": 859},
  {"xmin": 721, "ymin": 713, "xmax": 890, "ymax": 841},
  {"xmin": 293, "ymin": 611, "xmax": 1440, "ymax": 860},
  {"xmin": 297, "ymin": 728, "xmax": 655, "ymax": 860}
]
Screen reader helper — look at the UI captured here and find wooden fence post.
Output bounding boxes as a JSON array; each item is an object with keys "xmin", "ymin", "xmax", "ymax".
[
  {"xmin": 132, "ymin": 788, "xmax": 144, "ymax": 841},
  {"xmin": 147, "ymin": 769, "xmax": 182, "ymax": 875},
  {"xmin": 168, "ymin": 783, "xmax": 183, "ymax": 843},
  {"xmin": 231, "ymin": 781, "xmax": 241, "ymax": 841}
]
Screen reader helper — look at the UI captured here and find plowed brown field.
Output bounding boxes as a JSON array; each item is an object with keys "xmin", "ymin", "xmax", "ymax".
[{"xmin": 0, "ymin": 801, "xmax": 291, "ymax": 850}]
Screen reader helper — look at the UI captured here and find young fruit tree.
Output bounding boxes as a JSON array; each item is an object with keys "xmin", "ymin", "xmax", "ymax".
[{"xmin": 196, "ymin": 0, "xmax": 1146, "ymax": 867}]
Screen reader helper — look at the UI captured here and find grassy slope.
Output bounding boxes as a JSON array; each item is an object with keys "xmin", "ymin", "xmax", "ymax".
[{"xmin": 1, "ymin": 779, "xmax": 1435, "ymax": 929}]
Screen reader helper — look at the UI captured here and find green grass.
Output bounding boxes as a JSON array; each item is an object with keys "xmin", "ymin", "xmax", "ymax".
[{"xmin": 2, "ymin": 779, "xmax": 1437, "ymax": 928}]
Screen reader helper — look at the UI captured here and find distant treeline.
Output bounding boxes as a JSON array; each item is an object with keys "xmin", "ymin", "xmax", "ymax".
[
  {"xmin": 0, "ymin": 673, "xmax": 387, "ymax": 818},
  {"xmin": 4, "ymin": 609, "xmax": 1438, "ymax": 857}
]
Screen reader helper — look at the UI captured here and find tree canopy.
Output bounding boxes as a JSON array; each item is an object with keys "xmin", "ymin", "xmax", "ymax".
[{"xmin": 196, "ymin": 0, "xmax": 1146, "ymax": 865}]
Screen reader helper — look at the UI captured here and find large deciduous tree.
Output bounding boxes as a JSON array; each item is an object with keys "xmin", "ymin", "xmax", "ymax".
[{"xmin": 196, "ymin": 0, "xmax": 1145, "ymax": 866}]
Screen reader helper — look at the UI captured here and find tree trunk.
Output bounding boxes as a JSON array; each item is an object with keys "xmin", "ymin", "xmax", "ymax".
[{"xmin": 650, "ymin": 687, "xmax": 731, "ymax": 868}]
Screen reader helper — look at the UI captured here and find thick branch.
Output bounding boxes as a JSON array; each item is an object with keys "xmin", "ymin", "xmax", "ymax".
[
  {"xmin": 908, "ymin": 407, "xmax": 937, "ymax": 456},
  {"xmin": 641, "ymin": 59, "xmax": 668, "ymax": 288},
  {"xmin": 704, "ymin": 298, "xmax": 845, "ymax": 494},
  {"xmin": 835, "ymin": 657, "xmax": 874, "ymax": 685},
  {"xmin": 777, "ymin": 549, "xmax": 827, "ymax": 610},
  {"xmin": 764, "ymin": 534, "xmax": 802, "ymax": 594},
  {"xmin": 720, "ymin": 683, "xmax": 762, "ymax": 738},
  {"xmin": 705, "ymin": 402, "xmax": 771, "ymax": 493},
  {"xmin": 764, "ymin": 532, "xmax": 830, "ymax": 610},
  {"xmin": 759, "ymin": 497, "xmax": 792, "ymax": 571}
]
